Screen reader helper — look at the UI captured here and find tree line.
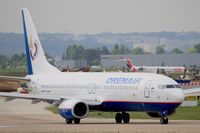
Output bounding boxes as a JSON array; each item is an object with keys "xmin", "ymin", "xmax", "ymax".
[
  {"xmin": 0, "ymin": 53, "xmax": 26, "ymax": 69},
  {"xmin": 62, "ymin": 44, "xmax": 200, "ymax": 65},
  {"xmin": 61, "ymin": 44, "xmax": 131, "ymax": 65},
  {"xmin": 1, "ymin": 44, "xmax": 200, "ymax": 68},
  {"xmin": 0, "ymin": 53, "xmax": 52, "ymax": 69}
]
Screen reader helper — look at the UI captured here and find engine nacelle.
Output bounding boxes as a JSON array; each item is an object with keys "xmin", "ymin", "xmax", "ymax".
[{"xmin": 58, "ymin": 99, "xmax": 89, "ymax": 119}]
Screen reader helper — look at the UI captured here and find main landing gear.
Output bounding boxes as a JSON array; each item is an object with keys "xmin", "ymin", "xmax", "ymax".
[
  {"xmin": 115, "ymin": 112, "xmax": 130, "ymax": 124},
  {"xmin": 160, "ymin": 117, "xmax": 168, "ymax": 124},
  {"xmin": 65, "ymin": 118, "xmax": 81, "ymax": 124}
]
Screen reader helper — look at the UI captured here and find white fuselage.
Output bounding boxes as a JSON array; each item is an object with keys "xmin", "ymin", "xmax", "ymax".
[{"xmin": 27, "ymin": 72, "xmax": 184, "ymax": 112}]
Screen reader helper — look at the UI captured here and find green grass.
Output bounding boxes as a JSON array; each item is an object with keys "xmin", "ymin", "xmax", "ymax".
[
  {"xmin": 0, "ymin": 68, "xmax": 27, "ymax": 76},
  {"xmin": 46, "ymin": 106, "xmax": 59, "ymax": 114},
  {"xmin": 46, "ymin": 105, "xmax": 200, "ymax": 120},
  {"xmin": 169, "ymin": 106, "xmax": 200, "ymax": 120}
]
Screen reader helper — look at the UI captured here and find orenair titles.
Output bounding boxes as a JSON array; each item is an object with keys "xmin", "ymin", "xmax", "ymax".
[{"xmin": 106, "ymin": 77, "xmax": 142, "ymax": 84}]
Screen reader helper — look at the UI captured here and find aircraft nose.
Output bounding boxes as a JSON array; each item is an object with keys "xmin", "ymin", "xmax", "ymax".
[{"xmin": 174, "ymin": 90, "xmax": 184, "ymax": 103}]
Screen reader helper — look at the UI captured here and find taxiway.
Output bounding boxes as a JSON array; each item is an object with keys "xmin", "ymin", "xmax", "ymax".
[
  {"xmin": 0, "ymin": 98, "xmax": 199, "ymax": 133},
  {"xmin": 0, "ymin": 114, "xmax": 200, "ymax": 133}
]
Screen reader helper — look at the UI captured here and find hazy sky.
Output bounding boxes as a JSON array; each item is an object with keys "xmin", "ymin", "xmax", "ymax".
[{"xmin": 0, "ymin": 0, "xmax": 200, "ymax": 34}]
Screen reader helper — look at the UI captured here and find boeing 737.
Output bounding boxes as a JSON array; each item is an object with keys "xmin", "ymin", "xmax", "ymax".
[{"xmin": 0, "ymin": 9, "xmax": 200, "ymax": 125}]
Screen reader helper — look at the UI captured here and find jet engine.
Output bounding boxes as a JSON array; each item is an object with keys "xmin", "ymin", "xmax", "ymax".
[{"xmin": 58, "ymin": 99, "xmax": 89, "ymax": 119}]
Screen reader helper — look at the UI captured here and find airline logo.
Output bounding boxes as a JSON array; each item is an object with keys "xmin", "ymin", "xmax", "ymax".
[
  {"xmin": 126, "ymin": 59, "xmax": 132, "ymax": 69},
  {"xmin": 106, "ymin": 77, "xmax": 142, "ymax": 84},
  {"xmin": 29, "ymin": 35, "xmax": 39, "ymax": 60}
]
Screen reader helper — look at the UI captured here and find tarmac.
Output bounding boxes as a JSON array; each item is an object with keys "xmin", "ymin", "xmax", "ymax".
[{"xmin": 0, "ymin": 98, "xmax": 200, "ymax": 133}]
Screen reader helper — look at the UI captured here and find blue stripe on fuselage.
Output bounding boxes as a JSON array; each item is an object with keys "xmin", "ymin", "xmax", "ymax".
[
  {"xmin": 22, "ymin": 10, "xmax": 33, "ymax": 75},
  {"xmin": 97, "ymin": 101, "xmax": 182, "ymax": 112}
]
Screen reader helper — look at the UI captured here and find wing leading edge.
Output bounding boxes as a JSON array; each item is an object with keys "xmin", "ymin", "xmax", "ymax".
[{"xmin": 0, "ymin": 92, "xmax": 102, "ymax": 106}]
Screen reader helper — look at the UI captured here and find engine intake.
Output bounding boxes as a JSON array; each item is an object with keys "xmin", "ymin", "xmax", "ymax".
[{"xmin": 58, "ymin": 99, "xmax": 89, "ymax": 119}]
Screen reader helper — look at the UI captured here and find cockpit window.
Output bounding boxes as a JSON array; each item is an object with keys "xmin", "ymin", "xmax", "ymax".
[
  {"xmin": 158, "ymin": 84, "xmax": 181, "ymax": 89},
  {"xmin": 175, "ymin": 84, "xmax": 181, "ymax": 88},
  {"xmin": 166, "ymin": 85, "xmax": 174, "ymax": 88}
]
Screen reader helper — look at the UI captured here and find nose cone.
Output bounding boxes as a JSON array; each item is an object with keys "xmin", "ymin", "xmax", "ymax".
[{"xmin": 173, "ymin": 89, "xmax": 184, "ymax": 103}]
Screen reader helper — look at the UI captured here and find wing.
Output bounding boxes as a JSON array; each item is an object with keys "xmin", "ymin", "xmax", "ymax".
[
  {"xmin": 0, "ymin": 92, "xmax": 102, "ymax": 106},
  {"xmin": 183, "ymin": 88, "xmax": 200, "ymax": 97},
  {"xmin": 0, "ymin": 92, "xmax": 59, "ymax": 100}
]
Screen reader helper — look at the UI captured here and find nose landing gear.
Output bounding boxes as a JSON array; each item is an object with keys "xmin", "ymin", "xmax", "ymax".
[
  {"xmin": 160, "ymin": 117, "xmax": 168, "ymax": 124},
  {"xmin": 159, "ymin": 110, "xmax": 169, "ymax": 124},
  {"xmin": 65, "ymin": 118, "xmax": 80, "ymax": 124},
  {"xmin": 115, "ymin": 112, "xmax": 130, "ymax": 124}
]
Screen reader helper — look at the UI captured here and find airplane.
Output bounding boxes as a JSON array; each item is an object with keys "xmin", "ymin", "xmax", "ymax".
[
  {"xmin": 0, "ymin": 8, "xmax": 200, "ymax": 125},
  {"xmin": 61, "ymin": 65, "xmax": 102, "ymax": 72},
  {"xmin": 61, "ymin": 65, "xmax": 91, "ymax": 72},
  {"xmin": 125, "ymin": 58, "xmax": 185, "ymax": 74}
]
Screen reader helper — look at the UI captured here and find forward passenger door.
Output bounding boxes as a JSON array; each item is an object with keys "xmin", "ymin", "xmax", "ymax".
[{"xmin": 144, "ymin": 80, "xmax": 152, "ymax": 98}]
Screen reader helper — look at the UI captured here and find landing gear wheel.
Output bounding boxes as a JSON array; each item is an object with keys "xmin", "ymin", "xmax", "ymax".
[
  {"xmin": 160, "ymin": 118, "xmax": 164, "ymax": 124},
  {"xmin": 160, "ymin": 118, "xmax": 168, "ymax": 124},
  {"xmin": 122, "ymin": 113, "xmax": 130, "ymax": 123},
  {"xmin": 74, "ymin": 118, "xmax": 80, "ymax": 124},
  {"xmin": 164, "ymin": 118, "xmax": 168, "ymax": 124},
  {"xmin": 66, "ymin": 119, "xmax": 73, "ymax": 124},
  {"xmin": 115, "ymin": 113, "xmax": 122, "ymax": 124}
]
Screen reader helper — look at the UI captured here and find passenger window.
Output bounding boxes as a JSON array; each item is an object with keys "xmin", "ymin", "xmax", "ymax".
[{"xmin": 175, "ymin": 85, "xmax": 181, "ymax": 88}]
